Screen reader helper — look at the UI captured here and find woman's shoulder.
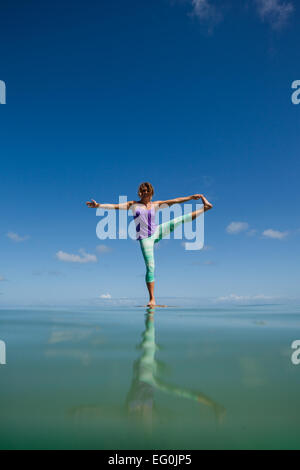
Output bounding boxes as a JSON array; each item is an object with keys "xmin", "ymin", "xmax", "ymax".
[
  {"xmin": 130, "ymin": 201, "xmax": 141, "ymax": 213},
  {"xmin": 130, "ymin": 200, "xmax": 140, "ymax": 207}
]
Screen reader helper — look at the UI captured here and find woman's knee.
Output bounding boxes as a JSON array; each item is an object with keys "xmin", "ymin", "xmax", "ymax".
[{"xmin": 146, "ymin": 262, "xmax": 155, "ymax": 283}]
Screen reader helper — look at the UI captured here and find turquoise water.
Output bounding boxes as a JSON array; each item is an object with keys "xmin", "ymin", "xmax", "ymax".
[{"xmin": 0, "ymin": 305, "xmax": 300, "ymax": 449}]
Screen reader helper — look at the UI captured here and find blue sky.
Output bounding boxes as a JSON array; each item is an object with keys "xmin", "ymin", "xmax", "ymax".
[{"xmin": 0, "ymin": 0, "xmax": 299, "ymax": 307}]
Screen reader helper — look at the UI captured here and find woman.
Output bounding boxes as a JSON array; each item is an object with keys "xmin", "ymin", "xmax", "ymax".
[{"xmin": 86, "ymin": 182, "xmax": 213, "ymax": 307}]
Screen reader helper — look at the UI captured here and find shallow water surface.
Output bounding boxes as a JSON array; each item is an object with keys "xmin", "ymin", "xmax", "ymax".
[{"xmin": 0, "ymin": 305, "xmax": 300, "ymax": 449}]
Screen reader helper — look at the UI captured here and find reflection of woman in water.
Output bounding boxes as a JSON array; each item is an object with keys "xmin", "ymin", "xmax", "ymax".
[
  {"xmin": 86, "ymin": 182, "xmax": 213, "ymax": 307},
  {"xmin": 125, "ymin": 308, "xmax": 226, "ymax": 427},
  {"xmin": 69, "ymin": 309, "xmax": 225, "ymax": 429},
  {"xmin": 125, "ymin": 311, "xmax": 156, "ymax": 427}
]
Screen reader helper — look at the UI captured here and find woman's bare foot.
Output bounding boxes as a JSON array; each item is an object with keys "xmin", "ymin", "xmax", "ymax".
[
  {"xmin": 147, "ymin": 299, "xmax": 156, "ymax": 307},
  {"xmin": 200, "ymin": 195, "xmax": 213, "ymax": 210}
]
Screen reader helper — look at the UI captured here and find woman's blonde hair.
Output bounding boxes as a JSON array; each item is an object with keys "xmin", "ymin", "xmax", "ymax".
[{"xmin": 138, "ymin": 182, "xmax": 154, "ymax": 198}]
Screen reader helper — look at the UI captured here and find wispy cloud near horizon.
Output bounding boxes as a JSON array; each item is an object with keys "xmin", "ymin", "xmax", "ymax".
[
  {"xmin": 226, "ymin": 222, "xmax": 249, "ymax": 234},
  {"xmin": 56, "ymin": 249, "xmax": 97, "ymax": 264},
  {"xmin": 99, "ymin": 293, "xmax": 112, "ymax": 299},
  {"xmin": 6, "ymin": 231, "xmax": 30, "ymax": 242},
  {"xmin": 215, "ymin": 293, "xmax": 278, "ymax": 303},
  {"xmin": 96, "ymin": 244, "xmax": 112, "ymax": 254},
  {"xmin": 262, "ymin": 229, "xmax": 289, "ymax": 239}
]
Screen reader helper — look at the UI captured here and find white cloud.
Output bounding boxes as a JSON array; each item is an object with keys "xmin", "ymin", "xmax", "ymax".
[
  {"xmin": 56, "ymin": 249, "xmax": 97, "ymax": 264},
  {"xmin": 226, "ymin": 222, "xmax": 249, "ymax": 234},
  {"xmin": 262, "ymin": 229, "xmax": 288, "ymax": 239},
  {"xmin": 255, "ymin": 0, "xmax": 294, "ymax": 29},
  {"xmin": 173, "ymin": 0, "xmax": 294, "ymax": 31},
  {"xmin": 191, "ymin": 0, "xmax": 215, "ymax": 19},
  {"xmin": 96, "ymin": 244, "xmax": 112, "ymax": 254},
  {"xmin": 99, "ymin": 293, "xmax": 112, "ymax": 299},
  {"xmin": 6, "ymin": 231, "xmax": 29, "ymax": 242},
  {"xmin": 215, "ymin": 293, "xmax": 275, "ymax": 303},
  {"xmin": 189, "ymin": 0, "xmax": 222, "ymax": 26}
]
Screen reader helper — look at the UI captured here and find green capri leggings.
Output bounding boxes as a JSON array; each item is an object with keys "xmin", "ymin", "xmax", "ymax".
[{"xmin": 139, "ymin": 212, "xmax": 193, "ymax": 283}]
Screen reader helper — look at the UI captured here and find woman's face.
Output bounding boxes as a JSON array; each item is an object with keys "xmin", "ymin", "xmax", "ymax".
[{"xmin": 140, "ymin": 188, "xmax": 152, "ymax": 200}]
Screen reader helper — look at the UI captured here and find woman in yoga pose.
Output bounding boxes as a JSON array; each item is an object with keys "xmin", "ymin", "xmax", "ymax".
[{"xmin": 86, "ymin": 182, "xmax": 213, "ymax": 307}]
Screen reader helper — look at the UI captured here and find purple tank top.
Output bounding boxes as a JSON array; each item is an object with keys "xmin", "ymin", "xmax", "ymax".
[{"xmin": 133, "ymin": 204, "xmax": 157, "ymax": 240}]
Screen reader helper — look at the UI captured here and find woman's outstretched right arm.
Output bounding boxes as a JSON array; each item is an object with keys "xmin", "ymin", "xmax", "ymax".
[{"xmin": 86, "ymin": 199, "xmax": 135, "ymax": 210}]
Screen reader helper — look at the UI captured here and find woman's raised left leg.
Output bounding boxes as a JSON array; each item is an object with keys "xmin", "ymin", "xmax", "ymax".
[{"xmin": 155, "ymin": 197, "xmax": 213, "ymax": 242}]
